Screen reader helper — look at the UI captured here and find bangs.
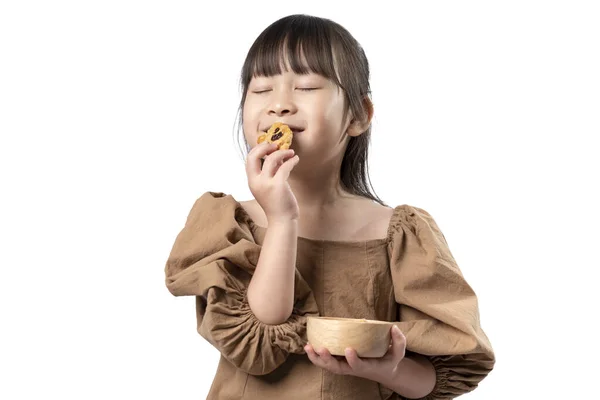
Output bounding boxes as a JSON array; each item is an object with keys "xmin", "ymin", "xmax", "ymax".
[
  {"xmin": 235, "ymin": 15, "xmax": 383, "ymax": 206},
  {"xmin": 241, "ymin": 16, "xmax": 343, "ymax": 88}
]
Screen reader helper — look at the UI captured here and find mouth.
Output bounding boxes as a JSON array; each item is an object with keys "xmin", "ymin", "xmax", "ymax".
[{"xmin": 260, "ymin": 124, "xmax": 305, "ymax": 135}]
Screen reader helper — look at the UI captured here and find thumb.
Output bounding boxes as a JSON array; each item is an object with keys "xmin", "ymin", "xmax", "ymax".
[{"xmin": 390, "ymin": 325, "xmax": 406, "ymax": 358}]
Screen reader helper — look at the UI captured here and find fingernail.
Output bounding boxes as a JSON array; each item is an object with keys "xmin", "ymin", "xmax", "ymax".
[{"xmin": 393, "ymin": 325, "xmax": 401, "ymax": 335}]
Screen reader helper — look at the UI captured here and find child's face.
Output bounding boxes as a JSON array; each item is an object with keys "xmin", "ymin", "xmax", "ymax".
[{"xmin": 243, "ymin": 70, "xmax": 352, "ymax": 164}]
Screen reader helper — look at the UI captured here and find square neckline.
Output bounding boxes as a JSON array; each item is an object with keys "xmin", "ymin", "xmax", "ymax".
[{"xmin": 232, "ymin": 195, "xmax": 402, "ymax": 246}]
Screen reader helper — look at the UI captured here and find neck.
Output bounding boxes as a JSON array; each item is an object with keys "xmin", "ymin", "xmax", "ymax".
[{"xmin": 287, "ymin": 157, "xmax": 355, "ymax": 212}]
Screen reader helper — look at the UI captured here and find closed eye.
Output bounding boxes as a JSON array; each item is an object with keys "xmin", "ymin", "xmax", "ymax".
[
  {"xmin": 252, "ymin": 89, "xmax": 272, "ymax": 94},
  {"xmin": 296, "ymin": 87, "xmax": 319, "ymax": 92}
]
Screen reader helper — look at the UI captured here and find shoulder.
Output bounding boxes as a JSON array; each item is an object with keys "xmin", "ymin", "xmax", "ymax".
[
  {"xmin": 186, "ymin": 191, "xmax": 231, "ymax": 219},
  {"xmin": 183, "ymin": 191, "xmax": 255, "ymax": 232},
  {"xmin": 385, "ymin": 203, "xmax": 440, "ymax": 239},
  {"xmin": 387, "ymin": 204, "xmax": 455, "ymax": 260},
  {"xmin": 348, "ymin": 199, "xmax": 395, "ymax": 241},
  {"xmin": 369, "ymin": 202, "xmax": 396, "ymax": 239}
]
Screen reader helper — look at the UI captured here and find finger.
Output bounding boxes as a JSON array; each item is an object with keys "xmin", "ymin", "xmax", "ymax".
[
  {"xmin": 262, "ymin": 149, "xmax": 295, "ymax": 177},
  {"xmin": 306, "ymin": 353, "xmax": 326, "ymax": 370},
  {"xmin": 316, "ymin": 348, "xmax": 351, "ymax": 375},
  {"xmin": 345, "ymin": 348, "xmax": 379, "ymax": 373},
  {"xmin": 304, "ymin": 343, "xmax": 316, "ymax": 355},
  {"xmin": 390, "ymin": 325, "xmax": 407, "ymax": 359},
  {"xmin": 246, "ymin": 143, "xmax": 278, "ymax": 177},
  {"xmin": 305, "ymin": 344, "xmax": 322, "ymax": 366},
  {"xmin": 315, "ymin": 347, "xmax": 332, "ymax": 362},
  {"xmin": 275, "ymin": 154, "xmax": 300, "ymax": 181},
  {"xmin": 344, "ymin": 348, "xmax": 364, "ymax": 370},
  {"xmin": 306, "ymin": 346, "xmax": 345, "ymax": 374},
  {"xmin": 250, "ymin": 141, "xmax": 278, "ymax": 156}
]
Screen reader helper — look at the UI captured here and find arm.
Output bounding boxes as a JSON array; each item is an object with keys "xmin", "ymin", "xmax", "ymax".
[
  {"xmin": 247, "ymin": 218, "xmax": 298, "ymax": 325},
  {"xmin": 379, "ymin": 354, "xmax": 436, "ymax": 399},
  {"xmin": 387, "ymin": 205, "xmax": 496, "ymax": 398},
  {"xmin": 245, "ymin": 141, "xmax": 301, "ymax": 326},
  {"xmin": 165, "ymin": 192, "xmax": 318, "ymax": 376}
]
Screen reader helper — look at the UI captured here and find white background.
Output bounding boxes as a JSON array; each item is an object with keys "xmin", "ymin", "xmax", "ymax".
[{"xmin": 1, "ymin": 1, "xmax": 598, "ymax": 399}]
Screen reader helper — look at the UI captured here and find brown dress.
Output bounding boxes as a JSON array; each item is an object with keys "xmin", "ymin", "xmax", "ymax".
[{"xmin": 164, "ymin": 192, "xmax": 495, "ymax": 400}]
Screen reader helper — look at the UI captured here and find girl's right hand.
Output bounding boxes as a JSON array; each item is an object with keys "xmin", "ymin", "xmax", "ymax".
[{"xmin": 246, "ymin": 142, "xmax": 300, "ymax": 223}]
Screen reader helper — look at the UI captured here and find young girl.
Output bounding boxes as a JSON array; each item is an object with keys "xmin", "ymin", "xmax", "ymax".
[{"xmin": 165, "ymin": 14, "xmax": 495, "ymax": 400}]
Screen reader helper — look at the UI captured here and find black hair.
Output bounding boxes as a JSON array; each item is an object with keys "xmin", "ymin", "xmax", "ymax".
[{"xmin": 235, "ymin": 14, "xmax": 386, "ymax": 206}]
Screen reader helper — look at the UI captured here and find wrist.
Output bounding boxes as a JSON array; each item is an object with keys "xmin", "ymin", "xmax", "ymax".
[
  {"xmin": 378, "ymin": 355, "xmax": 436, "ymax": 399},
  {"xmin": 371, "ymin": 363, "xmax": 399, "ymax": 390},
  {"xmin": 266, "ymin": 215, "xmax": 299, "ymax": 227}
]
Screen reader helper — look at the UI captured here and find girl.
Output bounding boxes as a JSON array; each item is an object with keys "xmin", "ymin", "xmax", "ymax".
[{"xmin": 165, "ymin": 14, "xmax": 495, "ymax": 400}]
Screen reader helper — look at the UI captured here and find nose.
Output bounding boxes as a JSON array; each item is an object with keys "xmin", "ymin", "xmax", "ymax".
[{"xmin": 268, "ymin": 90, "xmax": 297, "ymax": 117}]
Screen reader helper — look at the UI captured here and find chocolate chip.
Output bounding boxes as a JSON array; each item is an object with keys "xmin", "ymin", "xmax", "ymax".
[
  {"xmin": 271, "ymin": 132, "xmax": 283, "ymax": 141},
  {"xmin": 274, "ymin": 127, "xmax": 280, "ymax": 134}
]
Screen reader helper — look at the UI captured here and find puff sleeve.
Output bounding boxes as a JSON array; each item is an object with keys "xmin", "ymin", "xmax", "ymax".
[
  {"xmin": 388, "ymin": 205, "xmax": 495, "ymax": 399},
  {"xmin": 164, "ymin": 192, "xmax": 319, "ymax": 376}
]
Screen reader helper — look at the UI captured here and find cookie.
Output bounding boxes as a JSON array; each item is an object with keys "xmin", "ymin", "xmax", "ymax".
[{"xmin": 257, "ymin": 122, "xmax": 293, "ymax": 150}]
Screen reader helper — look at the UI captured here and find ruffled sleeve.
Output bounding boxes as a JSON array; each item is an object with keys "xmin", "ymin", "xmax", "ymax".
[
  {"xmin": 164, "ymin": 192, "xmax": 319, "ymax": 376},
  {"xmin": 387, "ymin": 205, "xmax": 495, "ymax": 399}
]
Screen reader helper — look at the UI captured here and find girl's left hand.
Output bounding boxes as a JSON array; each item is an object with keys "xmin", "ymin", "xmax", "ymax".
[{"xmin": 304, "ymin": 325, "xmax": 406, "ymax": 383}]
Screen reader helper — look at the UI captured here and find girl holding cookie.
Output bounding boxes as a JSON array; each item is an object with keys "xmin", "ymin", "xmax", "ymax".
[{"xmin": 165, "ymin": 14, "xmax": 494, "ymax": 400}]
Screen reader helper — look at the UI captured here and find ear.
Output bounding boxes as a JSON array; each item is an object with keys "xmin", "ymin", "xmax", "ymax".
[{"xmin": 347, "ymin": 97, "xmax": 374, "ymax": 137}]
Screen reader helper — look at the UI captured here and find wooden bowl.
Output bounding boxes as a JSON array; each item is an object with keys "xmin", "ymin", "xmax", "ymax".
[{"xmin": 306, "ymin": 316, "xmax": 395, "ymax": 358}]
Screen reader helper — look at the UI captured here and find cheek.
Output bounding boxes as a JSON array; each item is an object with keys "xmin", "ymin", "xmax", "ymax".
[
  {"xmin": 310, "ymin": 102, "xmax": 346, "ymax": 136},
  {"xmin": 242, "ymin": 105, "xmax": 258, "ymax": 134},
  {"xmin": 242, "ymin": 104, "xmax": 251, "ymax": 125},
  {"xmin": 316, "ymin": 94, "xmax": 344, "ymax": 120},
  {"xmin": 242, "ymin": 125, "xmax": 258, "ymax": 148}
]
